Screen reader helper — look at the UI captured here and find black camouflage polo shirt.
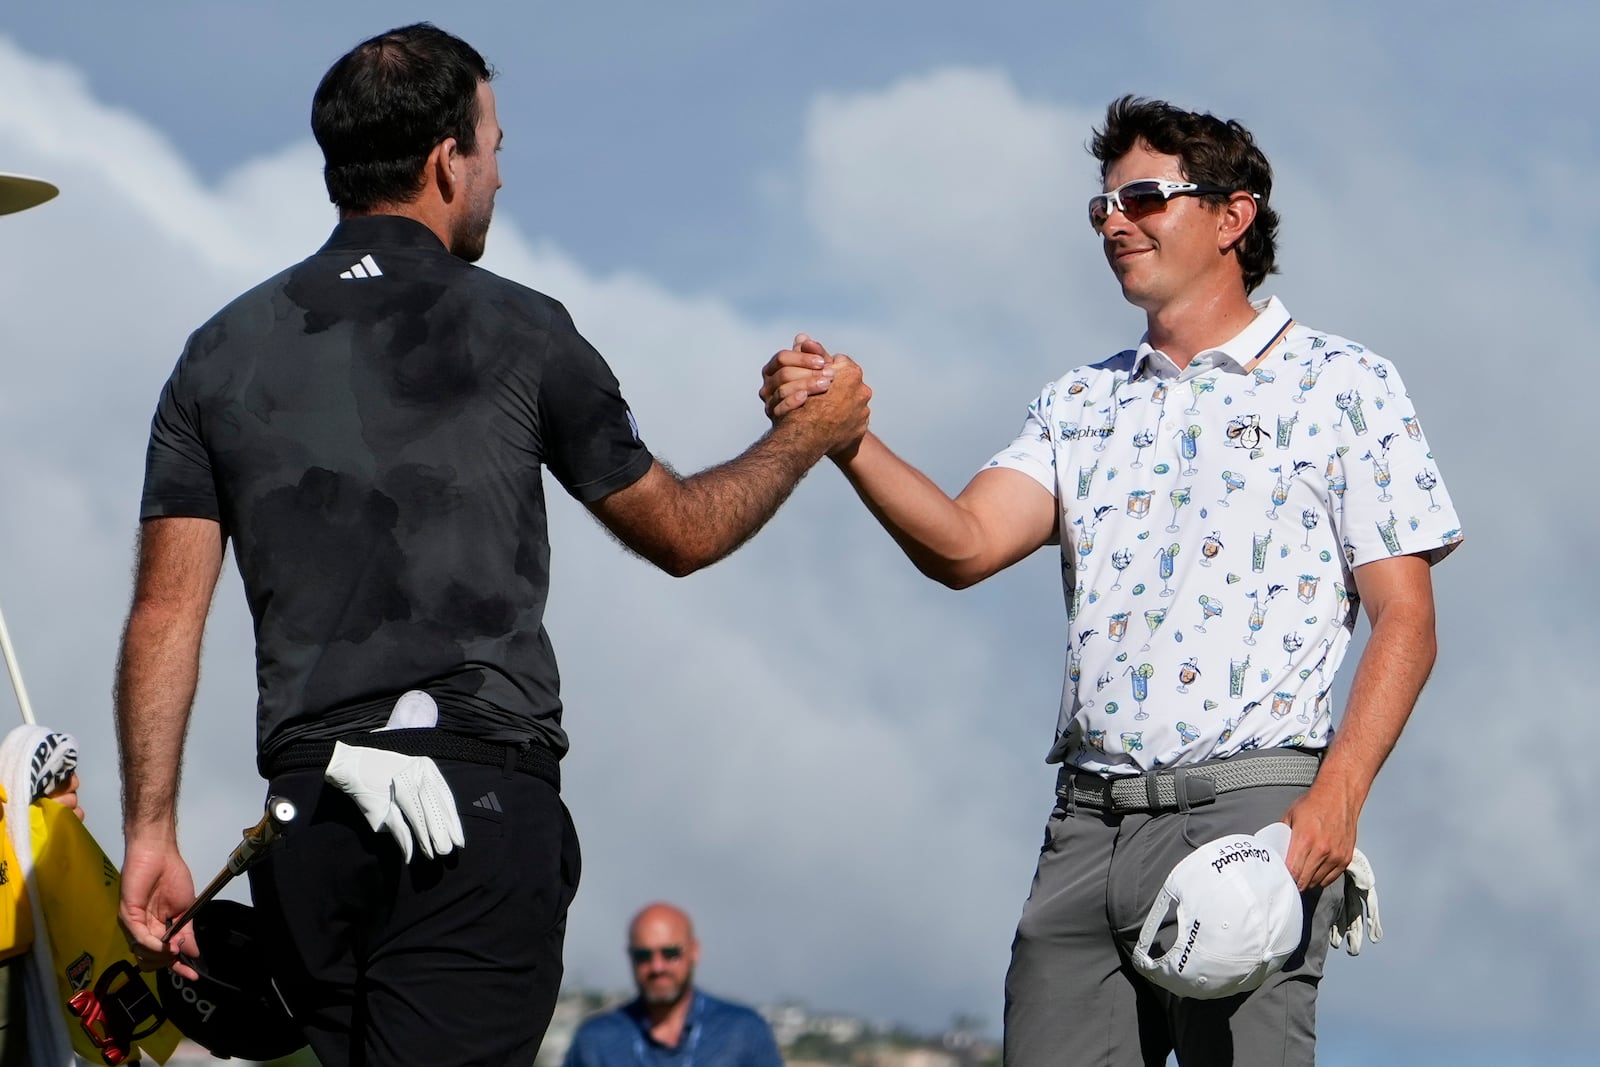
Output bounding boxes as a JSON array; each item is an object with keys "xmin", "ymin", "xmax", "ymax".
[{"xmin": 142, "ymin": 215, "xmax": 652, "ymax": 767}]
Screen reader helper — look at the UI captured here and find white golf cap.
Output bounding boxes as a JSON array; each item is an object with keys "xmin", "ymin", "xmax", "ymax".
[
  {"xmin": 1131, "ymin": 822, "xmax": 1304, "ymax": 1000},
  {"xmin": 0, "ymin": 173, "xmax": 59, "ymax": 216}
]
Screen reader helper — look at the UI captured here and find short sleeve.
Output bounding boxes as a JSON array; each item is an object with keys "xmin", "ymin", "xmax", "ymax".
[
  {"xmin": 982, "ymin": 381, "xmax": 1059, "ymax": 495},
  {"xmin": 140, "ymin": 342, "xmax": 221, "ymax": 522},
  {"xmin": 1329, "ymin": 354, "xmax": 1462, "ymax": 567},
  {"xmin": 539, "ymin": 306, "xmax": 654, "ymax": 503}
]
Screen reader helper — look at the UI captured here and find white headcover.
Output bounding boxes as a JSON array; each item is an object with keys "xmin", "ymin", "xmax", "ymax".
[{"xmin": 1131, "ymin": 822, "xmax": 1303, "ymax": 1000}]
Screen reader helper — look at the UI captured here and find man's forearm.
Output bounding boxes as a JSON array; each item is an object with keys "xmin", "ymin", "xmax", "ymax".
[
  {"xmin": 1316, "ymin": 599, "xmax": 1436, "ymax": 810},
  {"xmin": 834, "ymin": 433, "xmax": 986, "ymax": 587},
  {"xmin": 115, "ymin": 604, "xmax": 202, "ymax": 838}
]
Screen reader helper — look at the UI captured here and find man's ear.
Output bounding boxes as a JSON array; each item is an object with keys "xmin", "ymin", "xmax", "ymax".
[
  {"xmin": 430, "ymin": 137, "xmax": 460, "ymax": 201},
  {"xmin": 1217, "ymin": 191, "xmax": 1258, "ymax": 254}
]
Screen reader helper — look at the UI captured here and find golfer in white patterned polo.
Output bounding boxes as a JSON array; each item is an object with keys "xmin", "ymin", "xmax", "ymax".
[{"xmin": 759, "ymin": 95, "xmax": 1461, "ymax": 1065}]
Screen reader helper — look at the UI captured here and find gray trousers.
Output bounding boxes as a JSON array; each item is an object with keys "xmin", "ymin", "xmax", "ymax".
[{"xmin": 1004, "ymin": 781, "xmax": 1343, "ymax": 1067}]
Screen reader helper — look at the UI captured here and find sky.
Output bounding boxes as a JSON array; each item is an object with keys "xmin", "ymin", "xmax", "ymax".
[{"xmin": 0, "ymin": 2, "xmax": 1595, "ymax": 1063}]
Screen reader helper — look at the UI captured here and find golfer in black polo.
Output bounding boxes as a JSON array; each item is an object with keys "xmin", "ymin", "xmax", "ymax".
[{"xmin": 114, "ymin": 23, "xmax": 870, "ymax": 1066}]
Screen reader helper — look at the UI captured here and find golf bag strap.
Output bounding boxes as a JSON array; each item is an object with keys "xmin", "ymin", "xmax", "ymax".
[{"xmin": 262, "ymin": 729, "xmax": 560, "ymax": 791}]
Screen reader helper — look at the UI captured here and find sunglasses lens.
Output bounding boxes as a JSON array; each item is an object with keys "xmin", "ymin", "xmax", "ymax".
[
  {"xmin": 1119, "ymin": 182, "xmax": 1169, "ymax": 220},
  {"xmin": 629, "ymin": 945, "xmax": 685, "ymax": 964},
  {"xmin": 661, "ymin": 946, "xmax": 683, "ymax": 961},
  {"xmin": 1088, "ymin": 196, "xmax": 1111, "ymax": 231}
]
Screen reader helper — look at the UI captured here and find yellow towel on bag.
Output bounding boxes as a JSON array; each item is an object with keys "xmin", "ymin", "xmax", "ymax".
[{"xmin": 30, "ymin": 798, "xmax": 182, "ymax": 1064}]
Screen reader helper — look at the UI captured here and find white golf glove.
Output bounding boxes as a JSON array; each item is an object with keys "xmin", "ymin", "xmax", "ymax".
[
  {"xmin": 325, "ymin": 740, "xmax": 465, "ymax": 863},
  {"xmin": 1329, "ymin": 847, "xmax": 1383, "ymax": 956}
]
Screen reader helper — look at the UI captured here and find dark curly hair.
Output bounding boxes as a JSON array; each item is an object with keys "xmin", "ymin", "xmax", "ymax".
[
  {"xmin": 1090, "ymin": 95, "xmax": 1279, "ymax": 293},
  {"xmin": 312, "ymin": 23, "xmax": 494, "ymax": 213}
]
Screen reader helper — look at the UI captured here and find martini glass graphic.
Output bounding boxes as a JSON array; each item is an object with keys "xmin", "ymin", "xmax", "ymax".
[
  {"xmin": 1218, "ymin": 470, "xmax": 1245, "ymax": 506},
  {"xmin": 1186, "ymin": 377, "xmax": 1215, "ymax": 415},
  {"xmin": 1195, "ymin": 595, "xmax": 1223, "ymax": 633},
  {"xmin": 1246, "ymin": 365, "xmax": 1276, "ymax": 396},
  {"xmin": 1416, "ymin": 469, "xmax": 1441, "ymax": 511},
  {"xmin": 1141, "ymin": 607, "xmax": 1167, "ymax": 651},
  {"xmin": 1166, "ymin": 487, "xmax": 1192, "ymax": 533}
]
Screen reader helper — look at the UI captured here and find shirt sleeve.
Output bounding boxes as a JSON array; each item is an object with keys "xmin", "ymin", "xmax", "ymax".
[
  {"xmin": 741, "ymin": 1013, "xmax": 785, "ymax": 1067},
  {"xmin": 140, "ymin": 341, "xmax": 221, "ymax": 523},
  {"xmin": 1328, "ymin": 352, "xmax": 1462, "ymax": 567},
  {"xmin": 982, "ymin": 380, "xmax": 1059, "ymax": 495},
  {"xmin": 539, "ymin": 305, "xmax": 654, "ymax": 503}
]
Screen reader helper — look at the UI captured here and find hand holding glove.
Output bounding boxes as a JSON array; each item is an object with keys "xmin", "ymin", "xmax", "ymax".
[
  {"xmin": 324, "ymin": 741, "xmax": 465, "ymax": 863},
  {"xmin": 1328, "ymin": 846, "xmax": 1383, "ymax": 956}
]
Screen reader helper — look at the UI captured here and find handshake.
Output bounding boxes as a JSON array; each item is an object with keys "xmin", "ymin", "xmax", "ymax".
[{"xmin": 759, "ymin": 333, "xmax": 872, "ymax": 460}]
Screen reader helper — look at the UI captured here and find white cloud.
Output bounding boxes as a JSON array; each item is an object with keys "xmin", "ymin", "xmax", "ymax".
[{"xmin": 0, "ymin": 22, "xmax": 1593, "ymax": 1053}]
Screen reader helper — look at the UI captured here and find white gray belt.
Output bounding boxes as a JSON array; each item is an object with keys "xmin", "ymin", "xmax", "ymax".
[{"xmin": 1056, "ymin": 750, "xmax": 1320, "ymax": 813}]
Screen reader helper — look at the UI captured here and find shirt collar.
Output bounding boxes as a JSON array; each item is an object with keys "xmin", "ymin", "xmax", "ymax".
[
  {"xmin": 1132, "ymin": 295, "xmax": 1292, "ymax": 380},
  {"xmin": 319, "ymin": 213, "xmax": 449, "ymax": 254}
]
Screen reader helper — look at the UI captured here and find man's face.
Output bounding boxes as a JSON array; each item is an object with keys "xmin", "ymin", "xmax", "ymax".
[
  {"xmin": 628, "ymin": 911, "xmax": 698, "ymax": 1008},
  {"xmin": 450, "ymin": 80, "xmax": 502, "ymax": 263},
  {"xmin": 1098, "ymin": 141, "xmax": 1230, "ymax": 313}
]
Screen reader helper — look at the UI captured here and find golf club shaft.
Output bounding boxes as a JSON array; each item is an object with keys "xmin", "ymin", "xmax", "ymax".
[
  {"xmin": 166, "ymin": 797, "xmax": 295, "ymax": 939},
  {"xmin": 0, "ymin": 601, "xmax": 36, "ymax": 725}
]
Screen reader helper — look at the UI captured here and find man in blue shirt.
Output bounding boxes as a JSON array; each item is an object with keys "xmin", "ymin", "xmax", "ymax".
[{"xmin": 563, "ymin": 903, "xmax": 784, "ymax": 1067}]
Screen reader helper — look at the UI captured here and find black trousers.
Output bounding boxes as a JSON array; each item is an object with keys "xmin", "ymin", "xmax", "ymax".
[{"xmin": 248, "ymin": 759, "xmax": 580, "ymax": 1066}]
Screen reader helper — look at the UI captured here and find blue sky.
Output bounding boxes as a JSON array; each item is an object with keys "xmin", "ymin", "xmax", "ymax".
[{"xmin": 1, "ymin": 3, "xmax": 1595, "ymax": 1063}]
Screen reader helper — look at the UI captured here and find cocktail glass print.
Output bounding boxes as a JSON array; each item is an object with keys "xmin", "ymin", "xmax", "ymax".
[
  {"xmin": 1274, "ymin": 413, "xmax": 1298, "ymax": 450},
  {"xmin": 1334, "ymin": 390, "xmax": 1368, "ymax": 434},
  {"xmin": 1372, "ymin": 361, "xmax": 1394, "ymax": 397},
  {"xmin": 1076, "ymin": 524, "xmax": 1097, "ymax": 569},
  {"xmin": 1176, "ymin": 658, "xmax": 1200, "ymax": 693},
  {"xmin": 1178, "ymin": 426, "xmax": 1201, "ymax": 475},
  {"xmin": 1376, "ymin": 511, "xmax": 1403, "ymax": 555},
  {"xmin": 1186, "ymin": 377, "xmax": 1215, "ymax": 415},
  {"xmin": 1246, "ymin": 365, "xmax": 1276, "ymax": 396},
  {"xmin": 1108, "ymin": 612, "xmax": 1130, "ymax": 642},
  {"xmin": 1251, "ymin": 530, "xmax": 1273, "ymax": 572},
  {"xmin": 1166, "ymin": 487, "xmax": 1192, "ymax": 532},
  {"xmin": 1156, "ymin": 543, "xmax": 1180, "ymax": 596},
  {"xmin": 1244, "ymin": 592, "xmax": 1266, "ymax": 645},
  {"xmin": 1200, "ymin": 531, "xmax": 1223, "ymax": 567},
  {"xmin": 1363, "ymin": 450, "xmax": 1393, "ymax": 502},
  {"xmin": 1094, "ymin": 408, "xmax": 1116, "ymax": 453},
  {"xmin": 1195, "ymin": 595, "xmax": 1223, "ymax": 633},
  {"xmin": 1141, "ymin": 607, "xmax": 1167, "ymax": 651},
  {"xmin": 1266, "ymin": 467, "xmax": 1290, "ymax": 519},
  {"xmin": 1127, "ymin": 489, "xmax": 1152, "ymax": 519},
  {"xmin": 1402, "ymin": 415, "xmax": 1422, "ymax": 442},
  {"xmin": 1416, "ymin": 469, "xmax": 1441, "ymax": 511},
  {"xmin": 1295, "ymin": 361, "xmax": 1322, "ymax": 404},
  {"xmin": 1109, "ymin": 548, "xmax": 1134, "ymax": 590},
  {"xmin": 1300, "ymin": 507, "xmax": 1320, "ymax": 550},
  {"xmin": 1218, "ymin": 470, "xmax": 1245, "ymax": 506},
  {"xmin": 1076, "ymin": 460, "xmax": 1099, "ymax": 499},
  {"xmin": 1282, "ymin": 630, "xmax": 1304, "ymax": 667},
  {"xmin": 1270, "ymin": 690, "xmax": 1295, "ymax": 719},
  {"xmin": 1127, "ymin": 663, "xmax": 1155, "ymax": 719},
  {"xmin": 1130, "ymin": 428, "xmax": 1155, "ymax": 468},
  {"xmin": 1297, "ymin": 574, "xmax": 1319, "ymax": 604},
  {"xmin": 1229, "ymin": 655, "xmax": 1250, "ymax": 698}
]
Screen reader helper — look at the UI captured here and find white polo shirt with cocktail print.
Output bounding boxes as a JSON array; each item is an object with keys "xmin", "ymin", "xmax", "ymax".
[{"xmin": 987, "ymin": 297, "xmax": 1462, "ymax": 775}]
